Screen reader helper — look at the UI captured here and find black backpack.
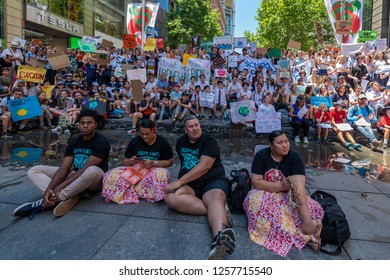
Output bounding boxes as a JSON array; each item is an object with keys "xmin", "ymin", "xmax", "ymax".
[
  {"xmin": 311, "ymin": 190, "xmax": 351, "ymax": 255},
  {"xmin": 228, "ymin": 168, "xmax": 252, "ymax": 214}
]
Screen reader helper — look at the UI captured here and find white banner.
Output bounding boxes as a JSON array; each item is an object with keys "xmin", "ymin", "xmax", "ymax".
[
  {"xmin": 127, "ymin": 68, "xmax": 147, "ymax": 83},
  {"xmin": 230, "ymin": 101, "xmax": 257, "ymax": 123},
  {"xmin": 290, "ymin": 60, "xmax": 313, "ymax": 81},
  {"xmin": 324, "ymin": 0, "xmax": 364, "ymax": 44},
  {"xmin": 340, "ymin": 43, "xmax": 364, "ymax": 56},
  {"xmin": 255, "ymin": 111, "xmax": 282, "ymax": 133},
  {"xmin": 375, "ymin": 38, "xmax": 388, "ymax": 52},
  {"xmin": 238, "ymin": 57, "xmax": 276, "ymax": 77},
  {"xmin": 157, "ymin": 58, "xmax": 186, "ymax": 83},
  {"xmin": 234, "ymin": 37, "xmax": 248, "ymax": 48},
  {"xmin": 186, "ymin": 58, "xmax": 211, "ymax": 84},
  {"xmin": 199, "ymin": 92, "xmax": 215, "ymax": 109}
]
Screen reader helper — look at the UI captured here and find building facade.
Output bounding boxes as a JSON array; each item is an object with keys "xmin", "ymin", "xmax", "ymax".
[
  {"xmin": 371, "ymin": 0, "xmax": 389, "ymax": 43},
  {"xmin": 221, "ymin": 0, "xmax": 235, "ymax": 37}
]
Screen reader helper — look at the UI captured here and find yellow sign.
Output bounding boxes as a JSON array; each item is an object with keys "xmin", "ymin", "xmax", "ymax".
[
  {"xmin": 183, "ymin": 54, "xmax": 197, "ymax": 66},
  {"xmin": 42, "ymin": 85, "xmax": 55, "ymax": 99},
  {"xmin": 144, "ymin": 38, "xmax": 156, "ymax": 52},
  {"xmin": 17, "ymin": 65, "xmax": 47, "ymax": 84}
]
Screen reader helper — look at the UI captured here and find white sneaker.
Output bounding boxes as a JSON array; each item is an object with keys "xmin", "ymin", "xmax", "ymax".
[
  {"xmin": 127, "ymin": 128, "xmax": 137, "ymax": 135},
  {"xmin": 245, "ymin": 123, "xmax": 253, "ymax": 128},
  {"xmin": 51, "ymin": 126, "xmax": 62, "ymax": 134},
  {"xmin": 294, "ymin": 136, "xmax": 301, "ymax": 144},
  {"xmin": 303, "ymin": 137, "xmax": 309, "ymax": 145}
]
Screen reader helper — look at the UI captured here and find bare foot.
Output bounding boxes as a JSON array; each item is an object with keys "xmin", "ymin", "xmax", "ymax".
[
  {"xmin": 307, "ymin": 234, "xmax": 321, "ymax": 251},
  {"xmin": 302, "ymin": 221, "xmax": 318, "ymax": 235}
]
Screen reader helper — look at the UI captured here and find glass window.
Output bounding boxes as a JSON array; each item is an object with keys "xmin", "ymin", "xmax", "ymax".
[
  {"xmin": 0, "ymin": 0, "xmax": 4, "ymax": 41},
  {"xmin": 95, "ymin": 9, "xmax": 124, "ymax": 39},
  {"xmin": 26, "ymin": 0, "xmax": 84, "ymax": 24}
]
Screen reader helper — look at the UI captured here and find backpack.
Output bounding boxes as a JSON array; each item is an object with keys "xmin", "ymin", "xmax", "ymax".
[
  {"xmin": 228, "ymin": 168, "xmax": 252, "ymax": 214},
  {"xmin": 311, "ymin": 190, "xmax": 351, "ymax": 255}
]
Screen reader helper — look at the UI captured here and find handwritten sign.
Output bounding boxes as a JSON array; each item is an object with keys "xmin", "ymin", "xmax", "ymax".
[
  {"xmin": 79, "ymin": 40, "xmax": 97, "ymax": 53},
  {"xmin": 214, "ymin": 69, "xmax": 228, "ymax": 78},
  {"xmin": 17, "ymin": 65, "xmax": 46, "ymax": 83},
  {"xmin": 47, "ymin": 54, "xmax": 71, "ymax": 70},
  {"xmin": 199, "ymin": 92, "xmax": 215, "ymax": 109},
  {"xmin": 9, "ymin": 96, "xmax": 42, "ymax": 121},
  {"xmin": 100, "ymin": 39, "xmax": 114, "ymax": 49},
  {"xmin": 123, "ymin": 34, "xmax": 136, "ymax": 49},
  {"xmin": 228, "ymin": 55, "xmax": 237, "ymax": 67},
  {"xmin": 287, "ymin": 40, "xmax": 301, "ymax": 50},
  {"xmin": 42, "ymin": 85, "xmax": 55, "ymax": 99},
  {"xmin": 297, "ymin": 106, "xmax": 308, "ymax": 119},
  {"xmin": 95, "ymin": 50, "xmax": 110, "ymax": 65},
  {"xmin": 358, "ymin": 30, "xmax": 377, "ymax": 43},
  {"xmin": 255, "ymin": 112, "xmax": 281, "ymax": 133},
  {"xmin": 146, "ymin": 26, "xmax": 160, "ymax": 38},
  {"xmin": 127, "ymin": 68, "xmax": 147, "ymax": 83}
]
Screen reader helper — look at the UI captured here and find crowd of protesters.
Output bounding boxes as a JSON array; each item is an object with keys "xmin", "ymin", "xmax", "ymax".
[{"xmin": 1, "ymin": 39, "xmax": 390, "ymax": 151}]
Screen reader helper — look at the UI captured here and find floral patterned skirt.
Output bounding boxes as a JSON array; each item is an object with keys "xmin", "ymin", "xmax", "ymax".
[
  {"xmin": 101, "ymin": 166, "xmax": 170, "ymax": 204},
  {"xmin": 243, "ymin": 189, "xmax": 324, "ymax": 257}
]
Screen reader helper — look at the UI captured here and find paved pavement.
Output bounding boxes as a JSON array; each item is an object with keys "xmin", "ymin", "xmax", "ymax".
[{"xmin": 0, "ymin": 122, "xmax": 389, "ymax": 260}]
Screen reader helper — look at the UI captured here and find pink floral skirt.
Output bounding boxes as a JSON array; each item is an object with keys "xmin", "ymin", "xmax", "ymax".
[
  {"xmin": 101, "ymin": 166, "xmax": 170, "ymax": 204},
  {"xmin": 243, "ymin": 189, "xmax": 324, "ymax": 257}
]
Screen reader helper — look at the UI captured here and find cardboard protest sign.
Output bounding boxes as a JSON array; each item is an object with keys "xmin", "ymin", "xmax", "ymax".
[
  {"xmin": 114, "ymin": 66, "xmax": 123, "ymax": 78},
  {"xmin": 47, "ymin": 54, "xmax": 70, "ymax": 70},
  {"xmin": 213, "ymin": 36, "xmax": 233, "ymax": 50},
  {"xmin": 358, "ymin": 30, "xmax": 377, "ymax": 42},
  {"xmin": 95, "ymin": 50, "xmax": 110, "ymax": 65},
  {"xmin": 183, "ymin": 54, "xmax": 197, "ymax": 66},
  {"xmin": 70, "ymin": 37, "xmax": 81, "ymax": 50},
  {"xmin": 17, "ymin": 65, "xmax": 46, "ymax": 83},
  {"xmin": 11, "ymin": 148, "xmax": 43, "ymax": 163},
  {"xmin": 122, "ymin": 64, "xmax": 136, "ymax": 72},
  {"xmin": 340, "ymin": 43, "xmax": 364, "ymax": 56},
  {"xmin": 234, "ymin": 37, "xmax": 248, "ymax": 48},
  {"xmin": 8, "ymin": 96, "xmax": 42, "ymax": 121},
  {"xmin": 32, "ymin": 38, "xmax": 42, "ymax": 46},
  {"xmin": 336, "ymin": 20, "xmax": 352, "ymax": 35},
  {"xmin": 81, "ymin": 98, "xmax": 107, "ymax": 115},
  {"xmin": 144, "ymin": 38, "xmax": 156, "ymax": 51},
  {"xmin": 211, "ymin": 54, "xmax": 226, "ymax": 70},
  {"xmin": 199, "ymin": 92, "xmax": 215, "ymax": 109},
  {"xmin": 287, "ymin": 40, "xmax": 301, "ymax": 50},
  {"xmin": 268, "ymin": 48, "xmax": 282, "ymax": 58},
  {"xmin": 79, "ymin": 40, "xmax": 97, "ymax": 53},
  {"xmin": 100, "ymin": 39, "xmax": 114, "ymax": 49},
  {"xmin": 29, "ymin": 57, "xmax": 46, "ymax": 68},
  {"xmin": 228, "ymin": 55, "xmax": 238, "ymax": 68},
  {"xmin": 310, "ymin": 96, "xmax": 333, "ymax": 108},
  {"xmin": 127, "ymin": 68, "xmax": 147, "ymax": 83},
  {"xmin": 123, "ymin": 34, "xmax": 136, "ymax": 49},
  {"xmin": 156, "ymin": 38, "xmax": 164, "ymax": 49},
  {"xmin": 192, "ymin": 36, "xmax": 201, "ymax": 48},
  {"xmin": 278, "ymin": 60, "xmax": 290, "ymax": 78},
  {"xmin": 131, "ymin": 80, "xmax": 144, "ymax": 102},
  {"xmin": 230, "ymin": 101, "xmax": 256, "ymax": 123},
  {"xmin": 42, "ymin": 85, "xmax": 55, "ymax": 99},
  {"xmin": 255, "ymin": 112, "xmax": 281, "ymax": 133},
  {"xmin": 256, "ymin": 48, "xmax": 268, "ymax": 55},
  {"xmin": 214, "ymin": 69, "xmax": 228, "ymax": 78}
]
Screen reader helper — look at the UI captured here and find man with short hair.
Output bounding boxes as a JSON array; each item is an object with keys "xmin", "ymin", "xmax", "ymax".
[
  {"xmin": 164, "ymin": 116, "xmax": 235, "ymax": 260},
  {"xmin": 13, "ymin": 109, "xmax": 111, "ymax": 218}
]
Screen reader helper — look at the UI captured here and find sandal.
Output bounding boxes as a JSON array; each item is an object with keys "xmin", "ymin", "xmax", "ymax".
[{"xmin": 307, "ymin": 225, "xmax": 322, "ymax": 252}]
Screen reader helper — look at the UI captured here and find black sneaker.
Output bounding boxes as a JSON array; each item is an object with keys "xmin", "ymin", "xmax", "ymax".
[
  {"xmin": 12, "ymin": 199, "xmax": 44, "ymax": 219},
  {"xmin": 208, "ymin": 228, "xmax": 236, "ymax": 260}
]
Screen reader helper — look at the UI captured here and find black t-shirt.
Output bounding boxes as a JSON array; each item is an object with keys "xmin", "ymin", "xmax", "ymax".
[
  {"xmin": 124, "ymin": 134, "xmax": 173, "ymax": 160},
  {"xmin": 64, "ymin": 132, "xmax": 111, "ymax": 172},
  {"xmin": 251, "ymin": 147, "xmax": 305, "ymax": 182},
  {"xmin": 176, "ymin": 133, "xmax": 225, "ymax": 185}
]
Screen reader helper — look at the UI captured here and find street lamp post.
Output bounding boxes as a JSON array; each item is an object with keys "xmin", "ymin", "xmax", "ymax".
[{"xmin": 141, "ymin": 0, "xmax": 146, "ymax": 49}]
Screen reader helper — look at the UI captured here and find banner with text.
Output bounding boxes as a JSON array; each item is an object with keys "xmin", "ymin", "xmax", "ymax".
[
  {"xmin": 17, "ymin": 65, "xmax": 47, "ymax": 84},
  {"xmin": 256, "ymin": 111, "xmax": 282, "ymax": 133}
]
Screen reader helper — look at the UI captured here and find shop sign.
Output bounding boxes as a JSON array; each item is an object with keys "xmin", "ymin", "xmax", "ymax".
[{"xmin": 25, "ymin": 4, "xmax": 83, "ymax": 36}]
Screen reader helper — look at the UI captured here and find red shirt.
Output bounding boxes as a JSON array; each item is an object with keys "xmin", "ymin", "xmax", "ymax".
[
  {"xmin": 330, "ymin": 108, "xmax": 347, "ymax": 124},
  {"xmin": 314, "ymin": 110, "xmax": 331, "ymax": 123},
  {"xmin": 377, "ymin": 115, "xmax": 390, "ymax": 128}
]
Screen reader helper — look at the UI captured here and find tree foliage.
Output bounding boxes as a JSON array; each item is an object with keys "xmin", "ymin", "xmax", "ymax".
[
  {"xmin": 166, "ymin": 0, "xmax": 223, "ymax": 48},
  {"xmin": 246, "ymin": 0, "xmax": 336, "ymax": 50}
]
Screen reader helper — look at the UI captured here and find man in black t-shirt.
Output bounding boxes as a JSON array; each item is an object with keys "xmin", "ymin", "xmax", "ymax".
[
  {"xmin": 13, "ymin": 110, "xmax": 111, "ymax": 219},
  {"xmin": 164, "ymin": 115, "xmax": 236, "ymax": 260}
]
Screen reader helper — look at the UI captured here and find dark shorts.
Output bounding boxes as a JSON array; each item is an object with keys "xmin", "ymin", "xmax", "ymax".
[
  {"xmin": 188, "ymin": 177, "xmax": 230, "ymax": 199},
  {"xmin": 377, "ymin": 126, "xmax": 385, "ymax": 134}
]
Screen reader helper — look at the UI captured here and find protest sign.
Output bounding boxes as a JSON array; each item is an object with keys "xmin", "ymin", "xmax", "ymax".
[
  {"xmin": 156, "ymin": 38, "xmax": 164, "ymax": 49},
  {"xmin": 297, "ymin": 106, "xmax": 308, "ymax": 119},
  {"xmin": 70, "ymin": 37, "xmax": 81, "ymax": 50},
  {"xmin": 8, "ymin": 96, "xmax": 42, "ymax": 121},
  {"xmin": 79, "ymin": 40, "xmax": 97, "ymax": 53},
  {"xmin": 144, "ymin": 38, "xmax": 156, "ymax": 51},
  {"xmin": 310, "ymin": 96, "xmax": 333, "ymax": 108},
  {"xmin": 340, "ymin": 43, "xmax": 364, "ymax": 56},
  {"xmin": 255, "ymin": 111, "xmax": 281, "ymax": 133},
  {"xmin": 186, "ymin": 58, "xmax": 211, "ymax": 84},
  {"xmin": 256, "ymin": 48, "xmax": 268, "ymax": 55},
  {"xmin": 183, "ymin": 54, "xmax": 197, "ymax": 66},
  {"xmin": 158, "ymin": 58, "xmax": 186, "ymax": 83},
  {"xmin": 81, "ymin": 98, "xmax": 107, "ymax": 115},
  {"xmin": 122, "ymin": 64, "xmax": 136, "ymax": 72},
  {"xmin": 47, "ymin": 54, "xmax": 70, "ymax": 70},
  {"xmin": 238, "ymin": 57, "xmax": 276, "ymax": 76},
  {"xmin": 192, "ymin": 36, "xmax": 201, "ymax": 48},
  {"xmin": 228, "ymin": 55, "xmax": 238, "ymax": 68},
  {"xmin": 248, "ymin": 42, "xmax": 257, "ymax": 53},
  {"xmin": 297, "ymin": 86, "xmax": 307, "ymax": 94},
  {"xmin": 82, "ymin": 35, "xmax": 99, "ymax": 46},
  {"xmin": 213, "ymin": 36, "xmax": 233, "ymax": 50},
  {"xmin": 287, "ymin": 40, "xmax": 301, "ymax": 50},
  {"xmin": 127, "ymin": 68, "xmax": 147, "ymax": 83},
  {"xmin": 114, "ymin": 66, "xmax": 123, "ymax": 78},
  {"xmin": 378, "ymin": 65, "xmax": 390, "ymax": 74},
  {"xmin": 335, "ymin": 20, "xmax": 352, "ymax": 35},
  {"xmin": 230, "ymin": 101, "xmax": 256, "ymax": 123},
  {"xmin": 123, "ymin": 34, "xmax": 136, "ymax": 49},
  {"xmin": 131, "ymin": 80, "xmax": 144, "ymax": 102},
  {"xmin": 146, "ymin": 26, "xmax": 160, "ymax": 38},
  {"xmin": 100, "ymin": 39, "xmax": 114, "ymax": 49},
  {"xmin": 214, "ymin": 69, "xmax": 228, "ymax": 78},
  {"xmin": 358, "ymin": 30, "xmax": 377, "ymax": 42},
  {"xmin": 14, "ymin": 38, "xmax": 26, "ymax": 47},
  {"xmin": 178, "ymin": 44, "xmax": 187, "ymax": 54},
  {"xmin": 375, "ymin": 38, "xmax": 387, "ymax": 52},
  {"xmin": 42, "ymin": 85, "xmax": 55, "ymax": 99},
  {"xmin": 95, "ymin": 50, "xmax": 110, "ymax": 65},
  {"xmin": 335, "ymin": 123, "xmax": 353, "ymax": 131},
  {"xmin": 29, "ymin": 57, "xmax": 46, "ymax": 68},
  {"xmin": 268, "ymin": 49, "xmax": 282, "ymax": 58},
  {"xmin": 361, "ymin": 79, "xmax": 369, "ymax": 92},
  {"xmin": 32, "ymin": 38, "xmax": 42, "ymax": 46},
  {"xmin": 199, "ymin": 92, "xmax": 215, "ymax": 109},
  {"xmin": 17, "ymin": 65, "xmax": 46, "ymax": 83},
  {"xmin": 11, "ymin": 147, "xmax": 43, "ymax": 163},
  {"xmin": 200, "ymin": 41, "xmax": 213, "ymax": 53},
  {"xmin": 278, "ymin": 60, "xmax": 290, "ymax": 78},
  {"xmin": 364, "ymin": 41, "xmax": 376, "ymax": 53},
  {"xmin": 234, "ymin": 37, "xmax": 248, "ymax": 48},
  {"xmin": 211, "ymin": 54, "xmax": 226, "ymax": 70}
]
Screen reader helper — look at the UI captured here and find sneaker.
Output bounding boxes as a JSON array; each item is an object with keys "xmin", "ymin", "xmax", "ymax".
[
  {"xmin": 208, "ymin": 228, "xmax": 236, "ymax": 260},
  {"xmin": 294, "ymin": 136, "xmax": 301, "ymax": 145},
  {"xmin": 1, "ymin": 132, "xmax": 13, "ymax": 139},
  {"xmin": 245, "ymin": 123, "xmax": 254, "ymax": 129},
  {"xmin": 13, "ymin": 199, "xmax": 43, "ymax": 219},
  {"xmin": 225, "ymin": 203, "xmax": 233, "ymax": 228},
  {"xmin": 53, "ymin": 196, "xmax": 79, "ymax": 217},
  {"xmin": 51, "ymin": 126, "xmax": 62, "ymax": 134},
  {"xmin": 64, "ymin": 129, "xmax": 71, "ymax": 135},
  {"xmin": 317, "ymin": 138, "xmax": 321, "ymax": 144},
  {"xmin": 344, "ymin": 142, "xmax": 353, "ymax": 150},
  {"xmin": 353, "ymin": 143, "xmax": 362, "ymax": 150},
  {"xmin": 322, "ymin": 138, "xmax": 329, "ymax": 145},
  {"xmin": 303, "ymin": 137, "xmax": 309, "ymax": 145},
  {"xmin": 127, "ymin": 128, "xmax": 137, "ymax": 135},
  {"xmin": 372, "ymin": 139, "xmax": 381, "ymax": 150},
  {"xmin": 383, "ymin": 143, "xmax": 388, "ymax": 149},
  {"xmin": 67, "ymin": 124, "xmax": 78, "ymax": 134}
]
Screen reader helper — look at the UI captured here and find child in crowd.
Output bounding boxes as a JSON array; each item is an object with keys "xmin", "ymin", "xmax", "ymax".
[
  {"xmin": 212, "ymin": 80, "xmax": 227, "ymax": 119},
  {"xmin": 169, "ymin": 83, "xmax": 182, "ymax": 112},
  {"xmin": 128, "ymin": 93, "xmax": 157, "ymax": 134},
  {"xmin": 377, "ymin": 107, "xmax": 390, "ymax": 149},
  {"xmin": 314, "ymin": 103, "xmax": 331, "ymax": 144},
  {"xmin": 172, "ymin": 92, "xmax": 192, "ymax": 123}
]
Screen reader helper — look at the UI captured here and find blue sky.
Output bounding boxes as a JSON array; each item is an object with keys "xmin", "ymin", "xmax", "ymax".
[{"xmin": 234, "ymin": 0, "xmax": 261, "ymax": 37}]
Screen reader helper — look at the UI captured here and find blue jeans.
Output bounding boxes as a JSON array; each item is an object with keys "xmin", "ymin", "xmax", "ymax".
[{"xmin": 354, "ymin": 125, "xmax": 376, "ymax": 143}]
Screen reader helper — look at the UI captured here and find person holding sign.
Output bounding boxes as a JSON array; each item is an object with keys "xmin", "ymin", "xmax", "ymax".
[
  {"xmin": 314, "ymin": 103, "xmax": 331, "ymax": 145},
  {"xmin": 330, "ymin": 100, "xmax": 361, "ymax": 150},
  {"xmin": 212, "ymin": 80, "xmax": 227, "ymax": 119},
  {"xmin": 128, "ymin": 93, "xmax": 157, "ymax": 134},
  {"xmin": 289, "ymin": 94, "xmax": 310, "ymax": 145},
  {"xmin": 244, "ymin": 130, "xmax": 323, "ymax": 257}
]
